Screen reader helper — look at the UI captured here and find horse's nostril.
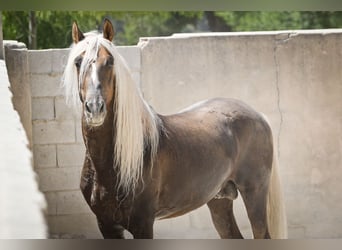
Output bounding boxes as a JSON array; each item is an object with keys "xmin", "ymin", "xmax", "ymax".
[
  {"xmin": 99, "ymin": 102, "xmax": 105, "ymax": 113},
  {"xmin": 85, "ymin": 102, "xmax": 92, "ymax": 113}
]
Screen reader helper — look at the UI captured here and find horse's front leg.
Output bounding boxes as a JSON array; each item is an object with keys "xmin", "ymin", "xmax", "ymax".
[
  {"xmin": 127, "ymin": 215, "xmax": 154, "ymax": 239},
  {"xmin": 97, "ymin": 217, "xmax": 125, "ymax": 239}
]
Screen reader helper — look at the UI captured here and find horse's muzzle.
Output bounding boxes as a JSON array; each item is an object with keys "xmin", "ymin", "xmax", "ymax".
[{"xmin": 84, "ymin": 98, "xmax": 106, "ymax": 126}]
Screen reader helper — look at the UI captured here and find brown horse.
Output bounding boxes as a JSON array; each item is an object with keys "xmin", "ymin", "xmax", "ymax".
[{"xmin": 62, "ymin": 19, "xmax": 287, "ymax": 239}]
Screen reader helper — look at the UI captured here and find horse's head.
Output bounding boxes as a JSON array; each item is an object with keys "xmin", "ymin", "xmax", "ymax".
[
  {"xmin": 71, "ymin": 19, "xmax": 115, "ymax": 127},
  {"xmin": 64, "ymin": 19, "xmax": 161, "ymax": 194}
]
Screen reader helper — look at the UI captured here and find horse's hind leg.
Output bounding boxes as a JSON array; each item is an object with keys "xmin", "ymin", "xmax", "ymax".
[
  {"xmin": 207, "ymin": 198, "xmax": 243, "ymax": 239},
  {"xmin": 238, "ymin": 183, "xmax": 270, "ymax": 239}
]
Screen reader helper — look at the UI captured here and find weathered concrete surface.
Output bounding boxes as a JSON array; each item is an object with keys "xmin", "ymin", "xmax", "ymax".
[
  {"xmin": 0, "ymin": 60, "xmax": 47, "ymax": 238},
  {"xmin": 139, "ymin": 30, "xmax": 342, "ymax": 238},
  {"xmin": 4, "ymin": 41, "xmax": 32, "ymax": 148}
]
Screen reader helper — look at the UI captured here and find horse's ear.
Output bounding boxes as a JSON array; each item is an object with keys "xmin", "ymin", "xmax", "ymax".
[
  {"xmin": 72, "ymin": 21, "xmax": 85, "ymax": 44},
  {"xmin": 103, "ymin": 18, "xmax": 115, "ymax": 42}
]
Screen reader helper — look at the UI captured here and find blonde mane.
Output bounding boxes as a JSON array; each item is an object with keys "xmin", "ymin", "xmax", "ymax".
[{"xmin": 62, "ymin": 33, "xmax": 160, "ymax": 194}]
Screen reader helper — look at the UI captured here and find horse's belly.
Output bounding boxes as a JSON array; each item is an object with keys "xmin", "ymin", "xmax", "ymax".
[
  {"xmin": 155, "ymin": 181, "xmax": 221, "ymax": 220},
  {"xmin": 155, "ymin": 160, "xmax": 232, "ymax": 220}
]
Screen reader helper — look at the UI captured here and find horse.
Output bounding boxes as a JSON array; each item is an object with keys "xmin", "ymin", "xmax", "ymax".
[{"xmin": 62, "ymin": 18, "xmax": 287, "ymax": 239}]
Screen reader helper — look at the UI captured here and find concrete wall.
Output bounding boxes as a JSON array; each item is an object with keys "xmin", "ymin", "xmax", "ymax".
[
  {"xmin": 140, "ymin": 30, "xmax": 342, "ymax": 238},
  {"xmin": 0, "ymin": 58, "xmax": 47, "ymax": 238},
  {"xmin": 4, "ymin": 29, "xmax": 342, "ymax": 238}
]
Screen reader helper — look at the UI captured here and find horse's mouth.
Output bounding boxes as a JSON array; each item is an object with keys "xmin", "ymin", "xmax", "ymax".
[
  {"xmin": 88, "ymin": 120, "xmax": 104, "ymax": 127},
  {"xmin": 85, "ymin": 114, "xmax": 106, "ymax": 127}
]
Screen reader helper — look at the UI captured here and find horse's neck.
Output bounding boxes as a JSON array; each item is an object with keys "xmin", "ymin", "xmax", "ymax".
[{"xmin": 82, "ymin": 111, "xmax": 115, "ymax": 180}]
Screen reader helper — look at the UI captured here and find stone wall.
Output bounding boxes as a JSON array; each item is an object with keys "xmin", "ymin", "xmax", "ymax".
[{"xmin": 4, "ymin": 29, "xmax": 342, "ymax": 238}]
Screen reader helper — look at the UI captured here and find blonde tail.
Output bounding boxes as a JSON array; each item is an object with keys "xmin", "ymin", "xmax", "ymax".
[{"xmin": 266, "ymin": 149, "xmax": 288, "ymax": 238}]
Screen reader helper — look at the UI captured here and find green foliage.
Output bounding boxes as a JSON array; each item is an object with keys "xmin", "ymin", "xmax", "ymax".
[
  {"xmin": 215, "ymin": 11, "xmax": 342, "ymax": 31},
  {"xmin": 2, "ymin": 11, "xmax": 342, "ymax": 49},
  {"xmin": 35, "ymin": 12, "xmax": 105, "ymax": 49},
  {"xmin": 2, "ymin": 11, "xmax": 29, "ymax": 44},
  {"xmin": 2, "ymin": 11, "xmax": 202, "ymax": 48},
  {"xmin": 112, "ymin": 12, "xmax": 202, "ymax": 45}
]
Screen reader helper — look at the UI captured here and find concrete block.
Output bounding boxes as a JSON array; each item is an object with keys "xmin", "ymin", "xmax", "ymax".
[
  {"xmin": 32, "ymin": 97, "xmax": 54, "ymax": 120},
  {"xmin": 52, "ymin": 49, "xmax": 71, "ymax": 73},
  {"xmin": 36, "ymin": 166, "xmax": 81, "ymax": 192},
  {"xmin": 30, "ymin": 73, "xmax": 63, "ymax": 97},
  {"xmin": 55, "ymin": 96, "xmax": 80, "ymax": 121},
  {"xmin": 33, "ymin": 120, "xmax": 75, "ymax": 144},
  {"xmin": 33, "ymin": 144, "xmax": 57, "ymax": 168},
  {"xmin": 44, "ymin": 192, "xmax": 57, "ymax": 215},
  {"xmin": 28, "ymin": 50, "xmax": 54, "ymax": 74},
  {"xmin": 117, "ymin": 46, "xmax": 141, "ymax": 71},
  {"xmin": 56, "ymin": 190, "xmax": 91, "ymax": 215},
  {"xmin": 47, "ymin": 213, "xmax": 101, "ymax": 238},
  {"xmin": 57, "ymin": 143, "xmax": 85, "ymax": 167}
]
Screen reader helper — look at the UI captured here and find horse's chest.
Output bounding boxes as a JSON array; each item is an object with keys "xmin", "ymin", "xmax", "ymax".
[
  {"xmin": 90, "ymin": 183, "xmax": 111, "ymax": 207},
  {"xmin": 81, "ymin": 174, "xmax": 129, "ymax": 223}
]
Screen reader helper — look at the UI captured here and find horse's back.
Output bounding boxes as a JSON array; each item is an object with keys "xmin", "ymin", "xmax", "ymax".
[
  {"xmin": 178, "ymin": 97, "xmax": 272, "ymax": 140},
  {"xmin": 178, "ymin": 98, "xmax": 264, "ymax": 121}
]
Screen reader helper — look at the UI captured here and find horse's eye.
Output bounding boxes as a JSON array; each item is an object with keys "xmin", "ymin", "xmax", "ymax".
[
  {"xmin": 106, "ymin": 56, "xmax": 114, "ymax": 67},
  {"xmin": 74, "ymin": 56, "xmax": 83, "ymax": 69}
]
